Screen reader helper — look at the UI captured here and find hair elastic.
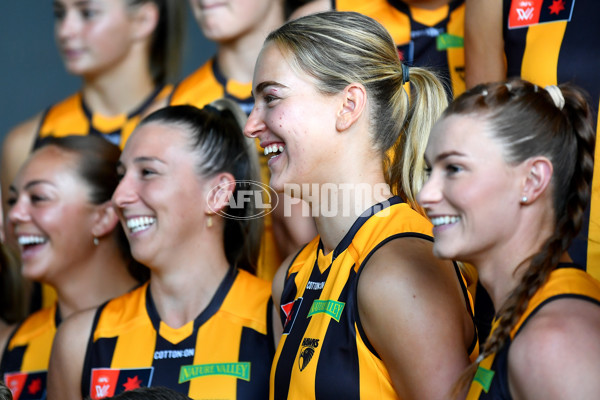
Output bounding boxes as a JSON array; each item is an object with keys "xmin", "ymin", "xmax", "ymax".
[
  {"xmin": 545, "ymin": 85, "xmax": 565, "ymax": 110},
  {"xmin": 401, "ymin": 63, "xmax": 410, "ymax": 84}
]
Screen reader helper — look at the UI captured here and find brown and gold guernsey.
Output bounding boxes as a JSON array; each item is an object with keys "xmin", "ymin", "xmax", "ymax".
[
  {"xmin": 466, "ymin": 264, "xmax": 600, "ymax": 399},
  {"xmin": 271, "ymin": 197, "xmax": 477, "ymax": 399},
  {"xmin": 36, "ymin": 85, "xmax": 171, "ymax": 150},
  {"xmin": 82, "ymin": 268, "xmax": 274, "ymax": 400},
  {"xmin": 0, "ymin": 304, "xmax": 59, "ymax": 400},
  {"xmin": 503, "ymin": 0, "xmax": 600, "ymax": 275},
  {"xmin": 335, "ymin": 0, "xmax": 466, "ymax": 98},
  {"xmin": 170, "ymin": 58, "xmax": 283, "ymax": 282}
]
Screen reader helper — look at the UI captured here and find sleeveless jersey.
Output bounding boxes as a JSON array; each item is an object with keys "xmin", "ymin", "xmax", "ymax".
[
  {"xmin": 271, "ymin": 197, "xmax": 477, "ymax": 399},
  {"xmin": 82, "ymin": 268, "xmax": 274, "ymax": 400},
  {"xmin": 36, "ymin": 85, "xmax": 172, "ymax": 150},
  {"xmin": 466, "ymin": 264, "xmax": 600, "ymax": 399},
  {"xmin": 334, "ymin": 0, "xmax": 466, "ymax": 98},
  {"xmin": 170, "ymin": 58, "xmax": 283, "ymax": 282},
  {"xmin": 502, "ymin": 0, "xmax": 600, "ymax": 275},
  {"xmin": 0, "ymin": 304, "xmax": 60, "ymax": 400}
]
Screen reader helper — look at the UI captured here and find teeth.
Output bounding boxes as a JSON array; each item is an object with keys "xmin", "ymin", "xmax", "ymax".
[
  {"xmin": 430, "ymin": 216, "xmax": 461, "ymax": 227},
  {"xmin": 18, "ymin": 235, "xmax": 47, "ymax": 246},
  {"xmin": 126, "ymin": 217, "xmax": 156, "ymax": 233},
  {"xmin": 263, "ymin": 144, "xmax": 284, "ymax": 156}
]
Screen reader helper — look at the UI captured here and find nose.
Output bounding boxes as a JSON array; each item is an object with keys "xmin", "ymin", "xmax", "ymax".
[
  {"xmin": 416, "ymin": 172, "xmax": 443, "ymax": 210},
  {"xmin": 244, "ymin": 106, "xmax": 266, "ymax": 139},
  {"xmin": 8, "ymin": 196, "xmax": 31, "ymax": 226},
  {"xmin": 55, "ymin": 9, "xmax": 81, "ymax": 42},
  {"xmin": 112, "ymin": 173, "xmax": 138, "ymax": 209}
]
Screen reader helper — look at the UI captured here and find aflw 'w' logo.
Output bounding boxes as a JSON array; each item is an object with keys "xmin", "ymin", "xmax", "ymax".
[{"xmin": 516, "ymin": 7, "xmax": 534, "ymax": 20}]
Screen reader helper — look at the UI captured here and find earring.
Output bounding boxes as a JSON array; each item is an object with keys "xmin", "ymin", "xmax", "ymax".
[
  {"xmin": 206, "ymin": 215, "xmax": 213, "ymax": 228},
  {"xmin": 93, "ymin": 237, "xmax": 99, "ymax": 246},
  {"xmin": 521, "ymin": 196, "xmax": 528, "ymax": 204}
]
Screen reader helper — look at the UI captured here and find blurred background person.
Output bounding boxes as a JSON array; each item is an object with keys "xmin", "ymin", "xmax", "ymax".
[{"xmin": 170, "ymin": 0, "xmax": 317, "ymax": 282}]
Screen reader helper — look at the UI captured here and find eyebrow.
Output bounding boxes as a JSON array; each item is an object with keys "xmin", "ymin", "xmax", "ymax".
[
  {"xmin": 434, "ymin": 151, "xmax": 466, "ymax": 163},
  {"xmin": 251, "ymin": 81, "xmax": 288, "ymax": 98},
  {"xmin": 9, "ymin": 180, "xmax": 54, "ymax": 193}
]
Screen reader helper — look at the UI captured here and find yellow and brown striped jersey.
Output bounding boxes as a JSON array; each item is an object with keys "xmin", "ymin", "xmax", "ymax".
[
  {"xmin": 466, "ymin": 264, "xmax": 600, "ymax": 398},
  {"xmin": 0, "ymin": 304, "xmax": 59, "ymax": 400},
  {"xmin": 271, "ymin": 197, "xmax": 477, "ymax": 399},
  {"xmin": 335, "ymin": 0, "xmax": 466, "ymax": 98},
  {"xmin": 36, "ymin": 85, "xmax": 171, "ymax": 150},
  {"xmin": 502, "ymin": 0, "xmax": 600, "ymax": 276},
  {"xmin": 82, "ymin": 268, "xmax": 274, "ymax": 399}
]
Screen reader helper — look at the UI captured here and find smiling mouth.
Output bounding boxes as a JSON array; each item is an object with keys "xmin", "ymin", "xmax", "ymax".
[
  {"xmin": 430, "ymin": 216, "xmax": 461, "ymax": 227},
  {"xmin": 18, "ymin": 235, "xmax": 48, "ymax": 252},
  {"xmin": 126, "ymin": 217, "xmax": 156, "ymax": 233},
  {"xmin": 263, "ymin": 144, "xmax": 284, "ymax": 159}
]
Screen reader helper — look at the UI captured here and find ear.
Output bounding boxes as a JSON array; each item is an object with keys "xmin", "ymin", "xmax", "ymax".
[
  {"xmin": 205, "ymin": 172, "xmax": 236, "ymax": 215},
  {"xmin": 91, "ymin": 201, "xmax": 120, "ymax": 239},
  {"xmin": 335, "ymin": 83, "xmax": 367, "ymax": 132},
  {"xmin": 521, "ymin": 156, "xmax": 553, "ymax": 204},
  {"xmin": 130, "ymin": 1, "xmax": 160, "ymax": 41}
]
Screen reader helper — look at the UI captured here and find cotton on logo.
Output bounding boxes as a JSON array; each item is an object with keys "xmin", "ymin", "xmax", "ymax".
[
  {"xmin": 516, "ymin": 7, "xmax": 534, "ymax": 20},
  {"xmin": 207, "ymin": 180, "xmax": 278, "ymax": 220}
]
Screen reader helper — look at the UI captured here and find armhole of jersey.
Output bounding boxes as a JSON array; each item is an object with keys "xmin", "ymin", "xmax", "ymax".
[
  {"xmin": 331, "ymin": 0, "xmax": 336, "ymax": 8},
  {"xmin": 452, "ymin": 261, "xmax": 478, "ymax": 355},
  {"xmin": 514, "ymin": 294, "xmax": 600, "ymax": 338},
  {"xmin": 33, "ymin": 107, "xmax": 52, "ymax": 150},
  {"xmin": 80, "ymin": 302, "xmax": 108, "ymax": 398},
  {"xmin": 0, "ymin": 322, "xmax": 22, "ymax": 372},
  {"xmin": 266, "ymin": 296, "xmax": 276, "ymax": 356},
  {"xmin": 353, "ymin": 232, "xmax": 434, "ymax": 359},
  {"xmin": 167, "ymin": 81, "xmax": 182, "ymax": 105}
]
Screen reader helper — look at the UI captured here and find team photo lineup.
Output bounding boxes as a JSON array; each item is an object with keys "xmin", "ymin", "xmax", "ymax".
[{"xmin": 0, "ymin": 0, "xmax": 599, "ymax": 399}]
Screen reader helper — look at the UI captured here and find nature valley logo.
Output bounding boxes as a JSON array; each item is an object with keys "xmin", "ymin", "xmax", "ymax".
[
  {"xmin": 178, "ymin": 362, "xmax": 251, "ymax": 383},
  {"xmin": 307, "ymin": 300, "xmax": 345, "ymax": 322}
]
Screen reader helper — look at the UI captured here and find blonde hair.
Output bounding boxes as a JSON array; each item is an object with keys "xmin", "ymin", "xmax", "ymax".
[{"xmin": 266, "ymin": 11, "xmax": 448, "ymax": 210}]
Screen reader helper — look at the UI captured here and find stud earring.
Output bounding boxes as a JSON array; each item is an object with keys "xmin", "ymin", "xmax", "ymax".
[
  {"xmin": 93, "ymin": 237, "xmax": 99, "ymax": 246},
  {"xmin": 521, "ymin": 196, "xmax": 528, "ymax": 204},
  {"xmin": 206, "ymin": 215, "xmax": 213, "ymax": 228}
]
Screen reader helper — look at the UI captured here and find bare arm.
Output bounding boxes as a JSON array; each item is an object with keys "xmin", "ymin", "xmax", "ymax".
[
  {"xmin": 358, "ymin": 238, "xmax": 473, "ymax": 400},
  {"xmin": 509, "ymin": 298, "xmax": 600, "ymax": 400},
  {"xmin": 48, "ymin": 308, "xmax": 97, "ymax": 400},
  {"xmin": 1, "ymin": 115, "xmax": 40, "ymax": 221},
  {"xmin": 464, "ymin": 0, "xmax": 506, "ymax": 88}
]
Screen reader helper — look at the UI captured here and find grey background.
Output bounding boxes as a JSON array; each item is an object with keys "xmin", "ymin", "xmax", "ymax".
[{"xmin": 0, "ymin": 1, "xmax": 216, "ymax": 144}]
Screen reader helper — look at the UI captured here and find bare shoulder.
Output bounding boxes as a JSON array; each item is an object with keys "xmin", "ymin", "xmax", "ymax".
[
  {"xmin": 509, "ymin": 298, "xmax": 600, "ymax": 399},
  {"xmin": 1, "ymin": 114, "xmax": 42, "ymax": 202},
  {"xmin": 48, "ymin": 307, "xmax": 98, "ymax": 399}
]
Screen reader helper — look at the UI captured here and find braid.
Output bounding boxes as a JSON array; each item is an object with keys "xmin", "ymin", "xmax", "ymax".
[{"xmin": 450, "ymin": 80, "xmax": 595, "ymax": 397}]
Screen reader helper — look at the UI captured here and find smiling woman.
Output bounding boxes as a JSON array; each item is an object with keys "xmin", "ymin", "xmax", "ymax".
[
  {"xmin": 418, "ymin": 79, "xmax": 600, "ymax": 399},
  {"xmin": 0, "ymin": 135, "xmax": 143, "ymax": 396},
  {"xmin": 48, "ymin": 100, "xmax": 275, "ymax": 399}
]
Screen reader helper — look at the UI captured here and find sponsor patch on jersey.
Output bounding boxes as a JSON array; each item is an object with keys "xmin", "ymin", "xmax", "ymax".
[
  {"xmin": 298, "ymin": 338, "xmax": 320, "ymax": 372},
  {"xmin": 281, "ymin": 297, "xmax": 303, "ymax": 335},
  {"xmin": 307, "ymin": 300, "xmax": 345, "ymax": 322},
  {"xmin": 508, "ymin": 0, "xmax": 575, "ymax": 29},
  {"xmin": 4, "ymin": 371, "xmax": 47, "ymax": 400},
  {"xmin": 178, "ymin": 362, "xmax": 251, "ymax": 383},
  {"xmin": 436, "ymin": 34, "xmax": 464, "ymax": 51},
  {"xmin": 473, "ymin": 366, "xmax": 495, "ymax": 393},
  {"xmin": 89, "ymin": 367, "xmax": 154, "ymax": 399},
  {"xmin": 305, "ymin": 280, "xmax": 325, "ymax": 290}
]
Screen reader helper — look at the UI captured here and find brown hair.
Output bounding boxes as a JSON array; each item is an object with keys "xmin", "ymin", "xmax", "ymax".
[{"xmin": 445, "ymin": 79, "xmax": 595, "ymax": 395}]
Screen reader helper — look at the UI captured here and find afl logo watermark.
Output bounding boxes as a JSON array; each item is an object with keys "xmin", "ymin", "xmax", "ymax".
[{"xmin": 207, "ymin": 180, "xmax": 278, "ymax": 220}]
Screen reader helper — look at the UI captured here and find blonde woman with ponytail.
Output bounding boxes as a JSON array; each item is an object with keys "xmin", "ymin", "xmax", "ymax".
[
  {"xmin": 245, "ymin": 11, "xmax": 477, "ymax": 399},
  {"xmin": 418, "ymin": 78, "xmax": 600, "ymax": 399}
]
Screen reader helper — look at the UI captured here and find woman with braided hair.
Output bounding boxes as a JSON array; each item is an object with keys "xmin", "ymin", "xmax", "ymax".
[{"xmin": 418, "ymin": 78, "xmax": 600, "ymax": 399}]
